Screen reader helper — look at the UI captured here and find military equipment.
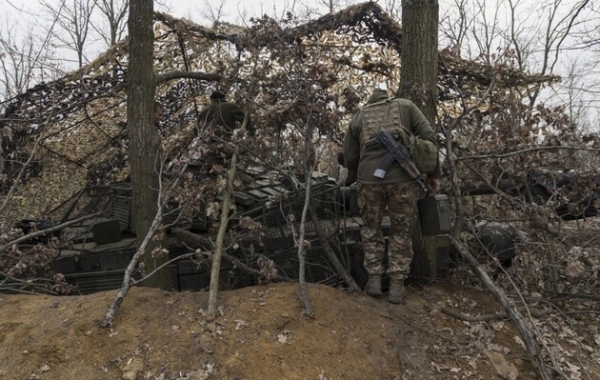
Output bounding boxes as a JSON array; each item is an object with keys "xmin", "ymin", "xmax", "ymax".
[
  {"xmin": 360, "ymin": 96, "xmax": 407, "ymax": 145},
  {"xmin": 458, "ymin": 172, "xmax": 599, "ymax": 221},
  {"xmin": 445, "ymin": 222, "xmax": 527, "ymax": 276},
  {"xmin": 13, "ymin": 219, "xmax": 59, "ymax": 243},
  {"xmin": 408, "ymin": 136, "xmax": 438, "ymax": 174},
  {"xmin": 39, "ymin": 168, "xmax": 363, "ymax": 294},
  {"xmin": 365, "ymin": 129, "xmax": 427, "ymax": 191},
  {"xmin": 474, "ymin": 222, "xmax": 526, "ymax": 267},
  {"xmin": 417, "ymin": 194, "xmax": 451, "ymax": 236}
]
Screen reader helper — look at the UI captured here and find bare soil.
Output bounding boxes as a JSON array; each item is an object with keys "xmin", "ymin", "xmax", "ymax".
[{"xmin": 2, "ymin": 280, "xmax": 578, "ymax": 380}]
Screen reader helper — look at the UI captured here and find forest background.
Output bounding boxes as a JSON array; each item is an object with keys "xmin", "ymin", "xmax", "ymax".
[
  {"xmin": 1, "ymin": 0, "xmax": 599, "ymax": 133},
  {"xmin": 0, "ymin": 1, "xmax": 599, "ymax": 379}
]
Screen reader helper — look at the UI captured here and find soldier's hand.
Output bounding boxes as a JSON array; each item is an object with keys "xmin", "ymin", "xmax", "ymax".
[{"xmin": 425, "ymin": 177, "xmax": 440, "ymax": 192}]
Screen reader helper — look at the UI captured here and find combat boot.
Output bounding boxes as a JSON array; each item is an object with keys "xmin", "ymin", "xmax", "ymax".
[
  {"xmin": 388, "ymin": 280, "xmax": 407, "ymax": 304},
  {"xmin": 365, "ymin": 275, "xmax": 382, "ymax": 297}
]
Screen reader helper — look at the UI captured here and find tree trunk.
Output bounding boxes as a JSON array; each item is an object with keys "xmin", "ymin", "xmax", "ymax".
[
  {"xmin": 127, "ymin": 0, "xmax": 170, "ymax": 289},
  {"xmin": 398, "ymin": 0, "xmax": 439, "ymax": 119},
  {"xmin": 399, "ymin": 0, "xmax": 439, "ymax": 284}
]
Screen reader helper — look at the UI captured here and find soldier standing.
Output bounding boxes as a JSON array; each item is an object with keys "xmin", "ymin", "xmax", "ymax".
[
  {"xmin": 188, "ymin": 91, "xmax": 253, "ymax": 164},
  {"xmin": 197, "ymin": 91, "xmax": 253, "ymax": 139},
  {"xmin": 343, "ymin": 88, "xmax": 441, "ymax": 303}
]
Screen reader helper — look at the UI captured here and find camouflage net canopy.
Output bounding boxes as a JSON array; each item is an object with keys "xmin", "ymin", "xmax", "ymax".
[{"xmin": 0, "ymin": 1, "xmax": 558, "ymax": 220}]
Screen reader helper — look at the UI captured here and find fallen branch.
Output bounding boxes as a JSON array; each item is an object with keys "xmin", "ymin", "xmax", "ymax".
[
  {"xmin": 0, "ymin": 270, "xmax": 60, "ymax": 295},
  {"xmin": 0, "ymin": 212, "xmax": 104, "ymax": 254},
  {"xmin": 171, "ymin": 228, "xmax": 215, "ymax": 250},
  {"xmin": 0, "ymin": 286, "xmax": 57, "ymax": 295},
  {"xmin": 441, "ymin": 306, "xmax": 600, "ymax": 322},
  {"xmin": 541, "ymin": 226, "xmax": 574, "ymax": 249},
  {"xmin": 132, "ymin": 252, "xmax": 199, "ymax": 285},
  {"xmin": 450, "ymin": 237, "xmax": 553, "ymax": 380},
  {"xmin": 200, "ymin": 250, "xmax": 293, "ymax": 283},
  {"xmin": 171, "ymin": 228, "xmax": 293, "ymax": 283},
  {"xmin": 308, "ymin": 204, "xmax": 361, "ymax": 292},
  {"xmin": 545, "ymin": 292, "xmax": 600, "ymax": 302},
  {"xmin": 392, "ymin": 312, "xmax": 471, "ymax": 344}
]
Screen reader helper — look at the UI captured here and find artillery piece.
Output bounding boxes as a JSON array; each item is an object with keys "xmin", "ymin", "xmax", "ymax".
[
  {"xmin": 12, "ymin": 167, "xmax": 594, "ymax": 295},
  {"xmin": 46, "ymin": 167, "xmax": 354, "ymax": 294}
]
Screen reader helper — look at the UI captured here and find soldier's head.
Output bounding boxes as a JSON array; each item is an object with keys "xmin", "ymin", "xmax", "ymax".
[{"xmin": 210, "ymin": 91, "xmax": 226, "ymax": 103}]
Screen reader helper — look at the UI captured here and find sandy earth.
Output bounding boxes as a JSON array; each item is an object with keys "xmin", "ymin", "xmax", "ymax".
[{"xmin": 1, "ymin": 280, "xmax": 573, "ymax": 380}]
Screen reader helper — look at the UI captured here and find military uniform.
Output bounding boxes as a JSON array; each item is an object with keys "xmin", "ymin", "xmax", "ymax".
[
  {"xmin": 343, "ymin": 89, "xmax": 440, "ymax": 302},
  {"xmin": 197, "ymin": 101, "xmax": 248, "ymax": 139},
  {"xmin": 190, "ymin": 97, "xmax": 253, "ymax": 166}
]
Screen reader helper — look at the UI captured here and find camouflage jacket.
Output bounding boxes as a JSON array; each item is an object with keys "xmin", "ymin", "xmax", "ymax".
[{"xmin": 343, "ymin": 89, "xmax": 441, "ymax": 184}]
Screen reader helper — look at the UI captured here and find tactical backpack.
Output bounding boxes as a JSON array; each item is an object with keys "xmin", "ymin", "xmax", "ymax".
[{"xmin": 361, "ymin": 97, "xmax": 438, "ymax": 174}]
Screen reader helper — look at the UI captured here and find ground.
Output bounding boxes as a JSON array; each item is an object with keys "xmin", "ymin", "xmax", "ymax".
[{"xmin": 4, "ymin": 279, "xmax": 589, "ymax": 380}]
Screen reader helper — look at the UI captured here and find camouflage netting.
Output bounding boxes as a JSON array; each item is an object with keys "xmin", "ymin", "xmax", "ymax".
[{"xmin": 0, "ymin": 1, "xmax": 560, "ymax": 221}]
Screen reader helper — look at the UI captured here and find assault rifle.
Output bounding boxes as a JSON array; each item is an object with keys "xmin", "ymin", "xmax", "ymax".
[{"xmin": 365, "ymin": 129, "xmax": 427, "ymax": 192}]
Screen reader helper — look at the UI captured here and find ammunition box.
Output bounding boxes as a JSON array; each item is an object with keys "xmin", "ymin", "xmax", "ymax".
[{"xmin": 418, "ymin": 194, "xmax": 451, "ymax": 236}]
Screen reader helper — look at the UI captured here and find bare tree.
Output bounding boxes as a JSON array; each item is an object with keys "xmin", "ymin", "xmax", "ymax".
[
  {"xmin": 0, "ymin": 26, "xmax": 54, "ymax": 99},
  {"xmin": 199, "ymin": 0, "xmax": 229, "ymax": 24},
  {"xmin": 439, "ymin": 0, "xmax": 503, "ymax": 63},
  {"xmin": 505, "ymin": 0, "xmax": 592, "ymax": 106},
  {"xmin": 93, "ymin": 0, "xmax": 129, "ymax": 47},
  {"xmin": 39, "ymin": 0, "xmax": 97, "ymax": 68},
  {"xmin": 439, "ymin": 0, "xmax": 477, "ymax": 57},
  {"xmin": 92, "ymin": 0, "xmax": 171, "ymax": 48},
  {"xmin": 318, "ymin": 0, "xmax": 341, "ymax": 13},
  {"xmin": 552, "ymin": 57, "xmax": 590, "ymax": 125},
  {"xmin": 441, "ymin": 0, "xmax": 594, "ymax": 107},
  {"xmin": 0, "ymin": 8, "xmax": 63, "ymax": 100}
]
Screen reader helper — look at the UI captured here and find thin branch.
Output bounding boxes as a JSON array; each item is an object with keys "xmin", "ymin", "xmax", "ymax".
[
  {"xmin": 199, "ymin": 250, "xmax": 293, "ymax": 283},
  {"xmin": 0, "ymin": 212, "xmax": 104, "ymax": 254},
  {"xmin": 0, "ymin": 270, "xmax": 60, "ymax": 295},
  {"xmin": 101, "ymin": 198, "xmax": 164, "ymax": 327},
  {"xmin": 308, "ymin": 204, "xmax": 361, "ymax": 292},
  {"xmin": 154, "ymin": 71, "xmax": 222, "ymax": 85},
  {"xmin": 295, "ymin": 116, "xmax": 315, "ymax": 319},
  {"xmin": 132, "ymin": 252, "xmax": 197, "ymax": 285},
  {"xmin": 0, "ymin": 127, "xmax": 48, "ymax": 215},
  {"xmin": 545, "ymin": 292, "xmax": 600, "ymax": 302},
  {"xmin": 441, "ymin": 306, "xmax": 600, "ymax": 322},
  {"xmin": 102, "ymin": 152, "xmax": 189, "ymax": 327},
  {"xmin": 450, "ymin": 237, "xmax": 553, "ymax": 380},
  {"xmin": 206, "ymin": 147, "xmax": 238, "ymax": 319},
  {"xmin": 458, "ymin": 146, "xmax": 600, "ymax": 160},
  {"xmin": 0, "ymin": 285, "xmax": 57, "ymax": 295}
]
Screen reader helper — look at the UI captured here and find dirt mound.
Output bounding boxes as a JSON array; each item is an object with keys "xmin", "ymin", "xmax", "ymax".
[{"xmin": 0, "ymin": 282, "xmax": 551, "ymax": 380}]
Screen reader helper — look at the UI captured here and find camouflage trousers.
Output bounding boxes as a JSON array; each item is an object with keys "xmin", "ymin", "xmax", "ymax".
[{"xmin": 358, "ymin": 182, "xmax": 421, "ymax": 281}]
